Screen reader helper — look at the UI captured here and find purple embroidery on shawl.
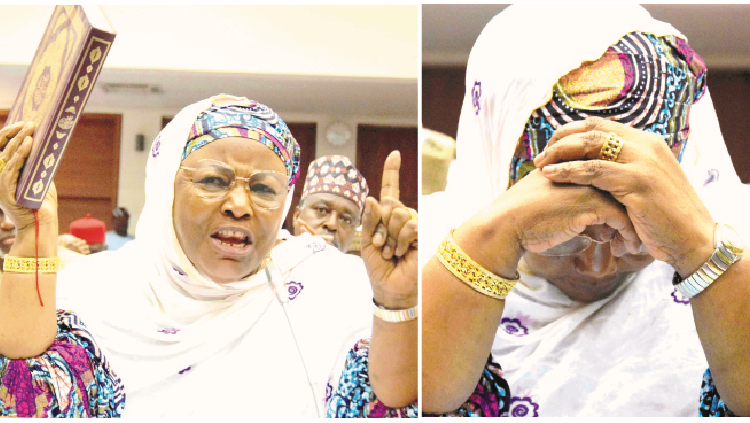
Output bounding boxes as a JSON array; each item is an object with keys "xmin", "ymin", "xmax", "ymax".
[
  {"xmin": 172, "ymin": 265, "xmax": 187, "ymax": 276},
  {"xmin": 472, "ymin": 81, "xmax": 482, "ymax": 115},
  {"xmin": 150, "ymin": 135, "xmax": 161, "ymax": 158},
  {"xmin": 158, "ymin": 328, "xmax": 180, "ymax": 334},
  {"xmin": 179, "ymin": 366, "xmax": 192, "ymax": 375},
  {"xmin": 510, "ymin": 396, "xmax": 540, "ymax": 417},
  {"xmin": 704, "ymin": 169, "xmax": 719, "ymax": 186},
  {"xmin": 501, "ymin": 317, "xmax": 530, "ymax": 337},
  {"xmin": 326, "ymin": 383, "xmax": 333, "ymax": 403},
  {"xmin": 671, "ymin": 287, "xmax": 690, "ymax": 305},
  {"xmin": 285, "ymin": 281, "xmax": 304, "ymax": 300},
  {"xmin": 308, "ymin": 242, "xmax": 327, "ymax": 253}
]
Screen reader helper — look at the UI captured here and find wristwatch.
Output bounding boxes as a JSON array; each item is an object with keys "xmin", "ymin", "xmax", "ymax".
[
  {"xmin": 673, "ymin": 223, "xmax": 744, "ymax": 298},
  {"xmin": 373, "ymin": 299, "xmax": 418, "ymax": 323}
]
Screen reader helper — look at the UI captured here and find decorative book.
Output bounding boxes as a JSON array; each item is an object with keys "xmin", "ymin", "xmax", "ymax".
[{"xmin": 4, "ymin": 5, "xmax": 116, "ymax": 209}]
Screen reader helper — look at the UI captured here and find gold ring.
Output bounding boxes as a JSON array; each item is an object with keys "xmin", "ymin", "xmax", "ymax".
[
  {"xmin": 0, "ymin": 157, "xmax": 7, "ymax": 173},
  {"xmin": 600, "ymin": 132, "xmax": 623, "ymax": 162}
]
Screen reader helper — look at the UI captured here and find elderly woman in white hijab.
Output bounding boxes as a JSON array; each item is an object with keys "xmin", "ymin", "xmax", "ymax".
[
  {"xmin": 422, "ymin": 4, "xmax": 750, "ymax": 417},
  {"xmin": 0, "ymin": 94, "xmax": 417, "ymax": 417}
]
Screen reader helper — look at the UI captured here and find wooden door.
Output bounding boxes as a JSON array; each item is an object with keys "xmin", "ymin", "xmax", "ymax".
[
  {"xmin": 422, "ymin": 66, "xmax": 466, "ymax": 139},
  {"xmin": 0, "ymin": 111, "xmax": 122, "ymax": 233},
  {"xmin": 356, "ymin": 125, "xmax": 418, "ymax": 211}
]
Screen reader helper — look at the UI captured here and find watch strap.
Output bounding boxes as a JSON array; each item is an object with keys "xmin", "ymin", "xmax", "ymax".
[
  {"xmin": 373, "ymin": 300, "xmax": 418, "ymax": 323},
  {"xmin": 674, "ymin": 223, "xmax": 743, "ymax": 299}
]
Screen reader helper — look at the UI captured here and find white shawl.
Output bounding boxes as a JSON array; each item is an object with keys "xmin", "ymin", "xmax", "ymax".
[
  {"xmin": 421, "ymin": 4, "xmax": 750, "ymax": 417},
  {"xmin": 57, "ymin": 98, "xmax": 373, "ymax": 417}
]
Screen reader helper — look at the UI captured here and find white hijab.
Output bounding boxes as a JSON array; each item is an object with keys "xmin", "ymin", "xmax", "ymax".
[
  {"xmin": 421, "ymin": 4, "xmax": 750, "ymax": 417},
  {"xmin": 57, "ymin": 97, "xmax": 373, "ymax": 417}
]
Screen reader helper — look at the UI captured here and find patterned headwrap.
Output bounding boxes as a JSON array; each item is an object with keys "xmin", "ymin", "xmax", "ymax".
[
  {"xmin": 510, "ymin": 31, "xmax": 707, "ymax": 183},
  {"xmin": 182, "ymin": 94, "xmax": 301, "ymax": 186},
  {"xmin": 300, "ymin": 155, "xmax": 369, "ymax": 211}
]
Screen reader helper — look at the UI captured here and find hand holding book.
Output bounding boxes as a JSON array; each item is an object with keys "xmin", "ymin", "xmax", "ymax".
[{"xmin": 0, "ymin": 122, "xmax": 59, "ymax": 258}]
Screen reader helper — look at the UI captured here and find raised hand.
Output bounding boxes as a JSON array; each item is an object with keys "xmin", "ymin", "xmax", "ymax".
[
  {"xmin": 361, "ymin": 151, "xmax": 418, "ymax": 309},
  {"xmin": 0, "ymin": 122, "xmax": 58, "ymax": 256},
  {"xmin": 363, "ymin": 150, "xmax": 418, "ymax": 408},
  {"xmin": 0, "ymin": 121, "xmax": 59, "ymax": 358}
]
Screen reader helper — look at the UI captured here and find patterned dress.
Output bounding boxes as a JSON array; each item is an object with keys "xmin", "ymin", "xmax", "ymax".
[
  {"xmin": 700, "ymin": 369, "xmax": 734, "ymax": 417},
  {"xmin": 0, "ymin": 310, "xmax": 124, "ymax": 417},
  {"xmin": 1, "ymin": 312, "xmax": 414, "ymax": 417},
  {"xmin": 327, "ymin": 339, "xmax": 418, "ymax": 418},
  {"xmin": 423, "ymin": 356, "xmax": 511, "ymax": 418}
]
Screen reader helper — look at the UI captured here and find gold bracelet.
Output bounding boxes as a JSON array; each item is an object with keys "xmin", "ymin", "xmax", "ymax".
[
  {"xmin": 3, "ymin": 256, "xmax": 61, "ymax": 273},
  {"xmin": 436, "ymin": 229, "xmax": 519, "ymax": 300}
]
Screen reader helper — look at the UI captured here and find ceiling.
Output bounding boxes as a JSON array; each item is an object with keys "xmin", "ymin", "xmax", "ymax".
[
  {"xmin": 0, "ymin": 5, "xmax": 418, "ymax": 118},
  {"xmin": 423, "ymin": 4, "xmax": 750, "ymax": 69},
  {"xmin": 0, "ymin": 66, "xmax": 417, "ymax": 118}
]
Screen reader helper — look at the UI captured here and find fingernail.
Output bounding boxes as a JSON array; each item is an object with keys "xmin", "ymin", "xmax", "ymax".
[
  {"xmin": 383, "ymin": 245, "xmax": 392, "ymax": 257},
  {"xmin": 544, "ymin": 164, "xmax": 558, "ymax": 172},
  {"xmin": 536, "ymin": 150, "xmax": 546, "ymax": 161}
]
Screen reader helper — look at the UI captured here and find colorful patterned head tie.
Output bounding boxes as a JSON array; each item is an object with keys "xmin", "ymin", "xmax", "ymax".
[
  {"xmin": 183, "ymin": 94, "xmax": 301, "ymax": 186},
  {"xmin": 510, "ymin": 31, "xmax": 707, "ymax": 184},
  {"xmin": 301, "ymin": 155, "xmax": 369, "ymax": 212}
]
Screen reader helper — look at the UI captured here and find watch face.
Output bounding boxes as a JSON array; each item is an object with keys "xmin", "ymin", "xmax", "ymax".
[{"xmin": 719, "ymin": 223, "xmax": 744, "ymax": 256}]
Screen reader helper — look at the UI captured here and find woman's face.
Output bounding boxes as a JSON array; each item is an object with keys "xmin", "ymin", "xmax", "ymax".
[
  {"xmin": 521, "ymin": 229, "xmax": 655, "ymax": 302},
  {"xmin": 173, "ymin": 137, "xmax": 288, "ymax": 284}
]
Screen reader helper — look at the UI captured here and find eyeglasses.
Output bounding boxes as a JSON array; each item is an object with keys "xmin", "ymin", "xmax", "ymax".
[
  {"xmin": 538, "ymin": 234, "xmax": 650, "ymax": 256},
  {"xmin": 537, "ymin": 234, "xmax": 610, "ymax": 256},
  {"xmin": 179, "ymin": 159, "xmax": 288, "ymax": 209}
]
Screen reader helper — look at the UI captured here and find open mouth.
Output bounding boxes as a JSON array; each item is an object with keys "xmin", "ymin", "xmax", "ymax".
[{"xmin": 210, "ymin": 229, "xmax": 253, "ymax": 254}]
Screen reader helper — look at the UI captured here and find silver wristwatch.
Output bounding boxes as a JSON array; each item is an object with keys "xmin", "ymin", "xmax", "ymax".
[
  {"xmin": 673, "ymin": 223, "xmax": 744, "ymax": 298},
  {"xmin": 373, "ymin": 299, "xmax": 418, "ymax": 323}
]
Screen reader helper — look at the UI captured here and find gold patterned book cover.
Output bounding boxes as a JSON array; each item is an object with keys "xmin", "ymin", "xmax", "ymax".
[{"xmin": 5, "ymin": 5, "xmax": 116, "ymax": 209}]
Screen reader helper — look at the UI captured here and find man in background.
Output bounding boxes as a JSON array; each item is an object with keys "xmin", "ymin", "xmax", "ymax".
[
  {"xmin": 105, "ymin": 207, "xmax": 134, "ymax": 251},
  {"xmin": 292, "ymin": 155, "xmax": 368, "ymax": 254}
]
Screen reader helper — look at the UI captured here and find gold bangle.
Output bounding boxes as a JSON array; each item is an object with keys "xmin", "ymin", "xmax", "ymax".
[
  {"xmin": 436, "ymin": 229, "xmax": 519, "ymax": 300},
  {"xmin": 2, "ymin": 256, "xmax": 61, "ymax": 273}
]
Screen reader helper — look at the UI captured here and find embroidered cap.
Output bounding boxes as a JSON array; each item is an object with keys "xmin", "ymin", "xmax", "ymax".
[
  {"xmin": 183, "ymin": 94, "xmax": 301, "ymax": 186},
  {"xmin": 301, "ymin": 155, "xmax": 369, "ymax": 211}
]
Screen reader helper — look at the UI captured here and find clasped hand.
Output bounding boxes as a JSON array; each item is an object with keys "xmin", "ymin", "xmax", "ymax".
[{"xmin": 533, "ymin": 116, "xmax": 715, "ymax": 275}]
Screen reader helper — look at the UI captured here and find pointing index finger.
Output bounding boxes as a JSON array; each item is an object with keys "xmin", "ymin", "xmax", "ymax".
[{"xmin": 380, "ymin": 150, "xmax": 401, "ymax": 201}]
